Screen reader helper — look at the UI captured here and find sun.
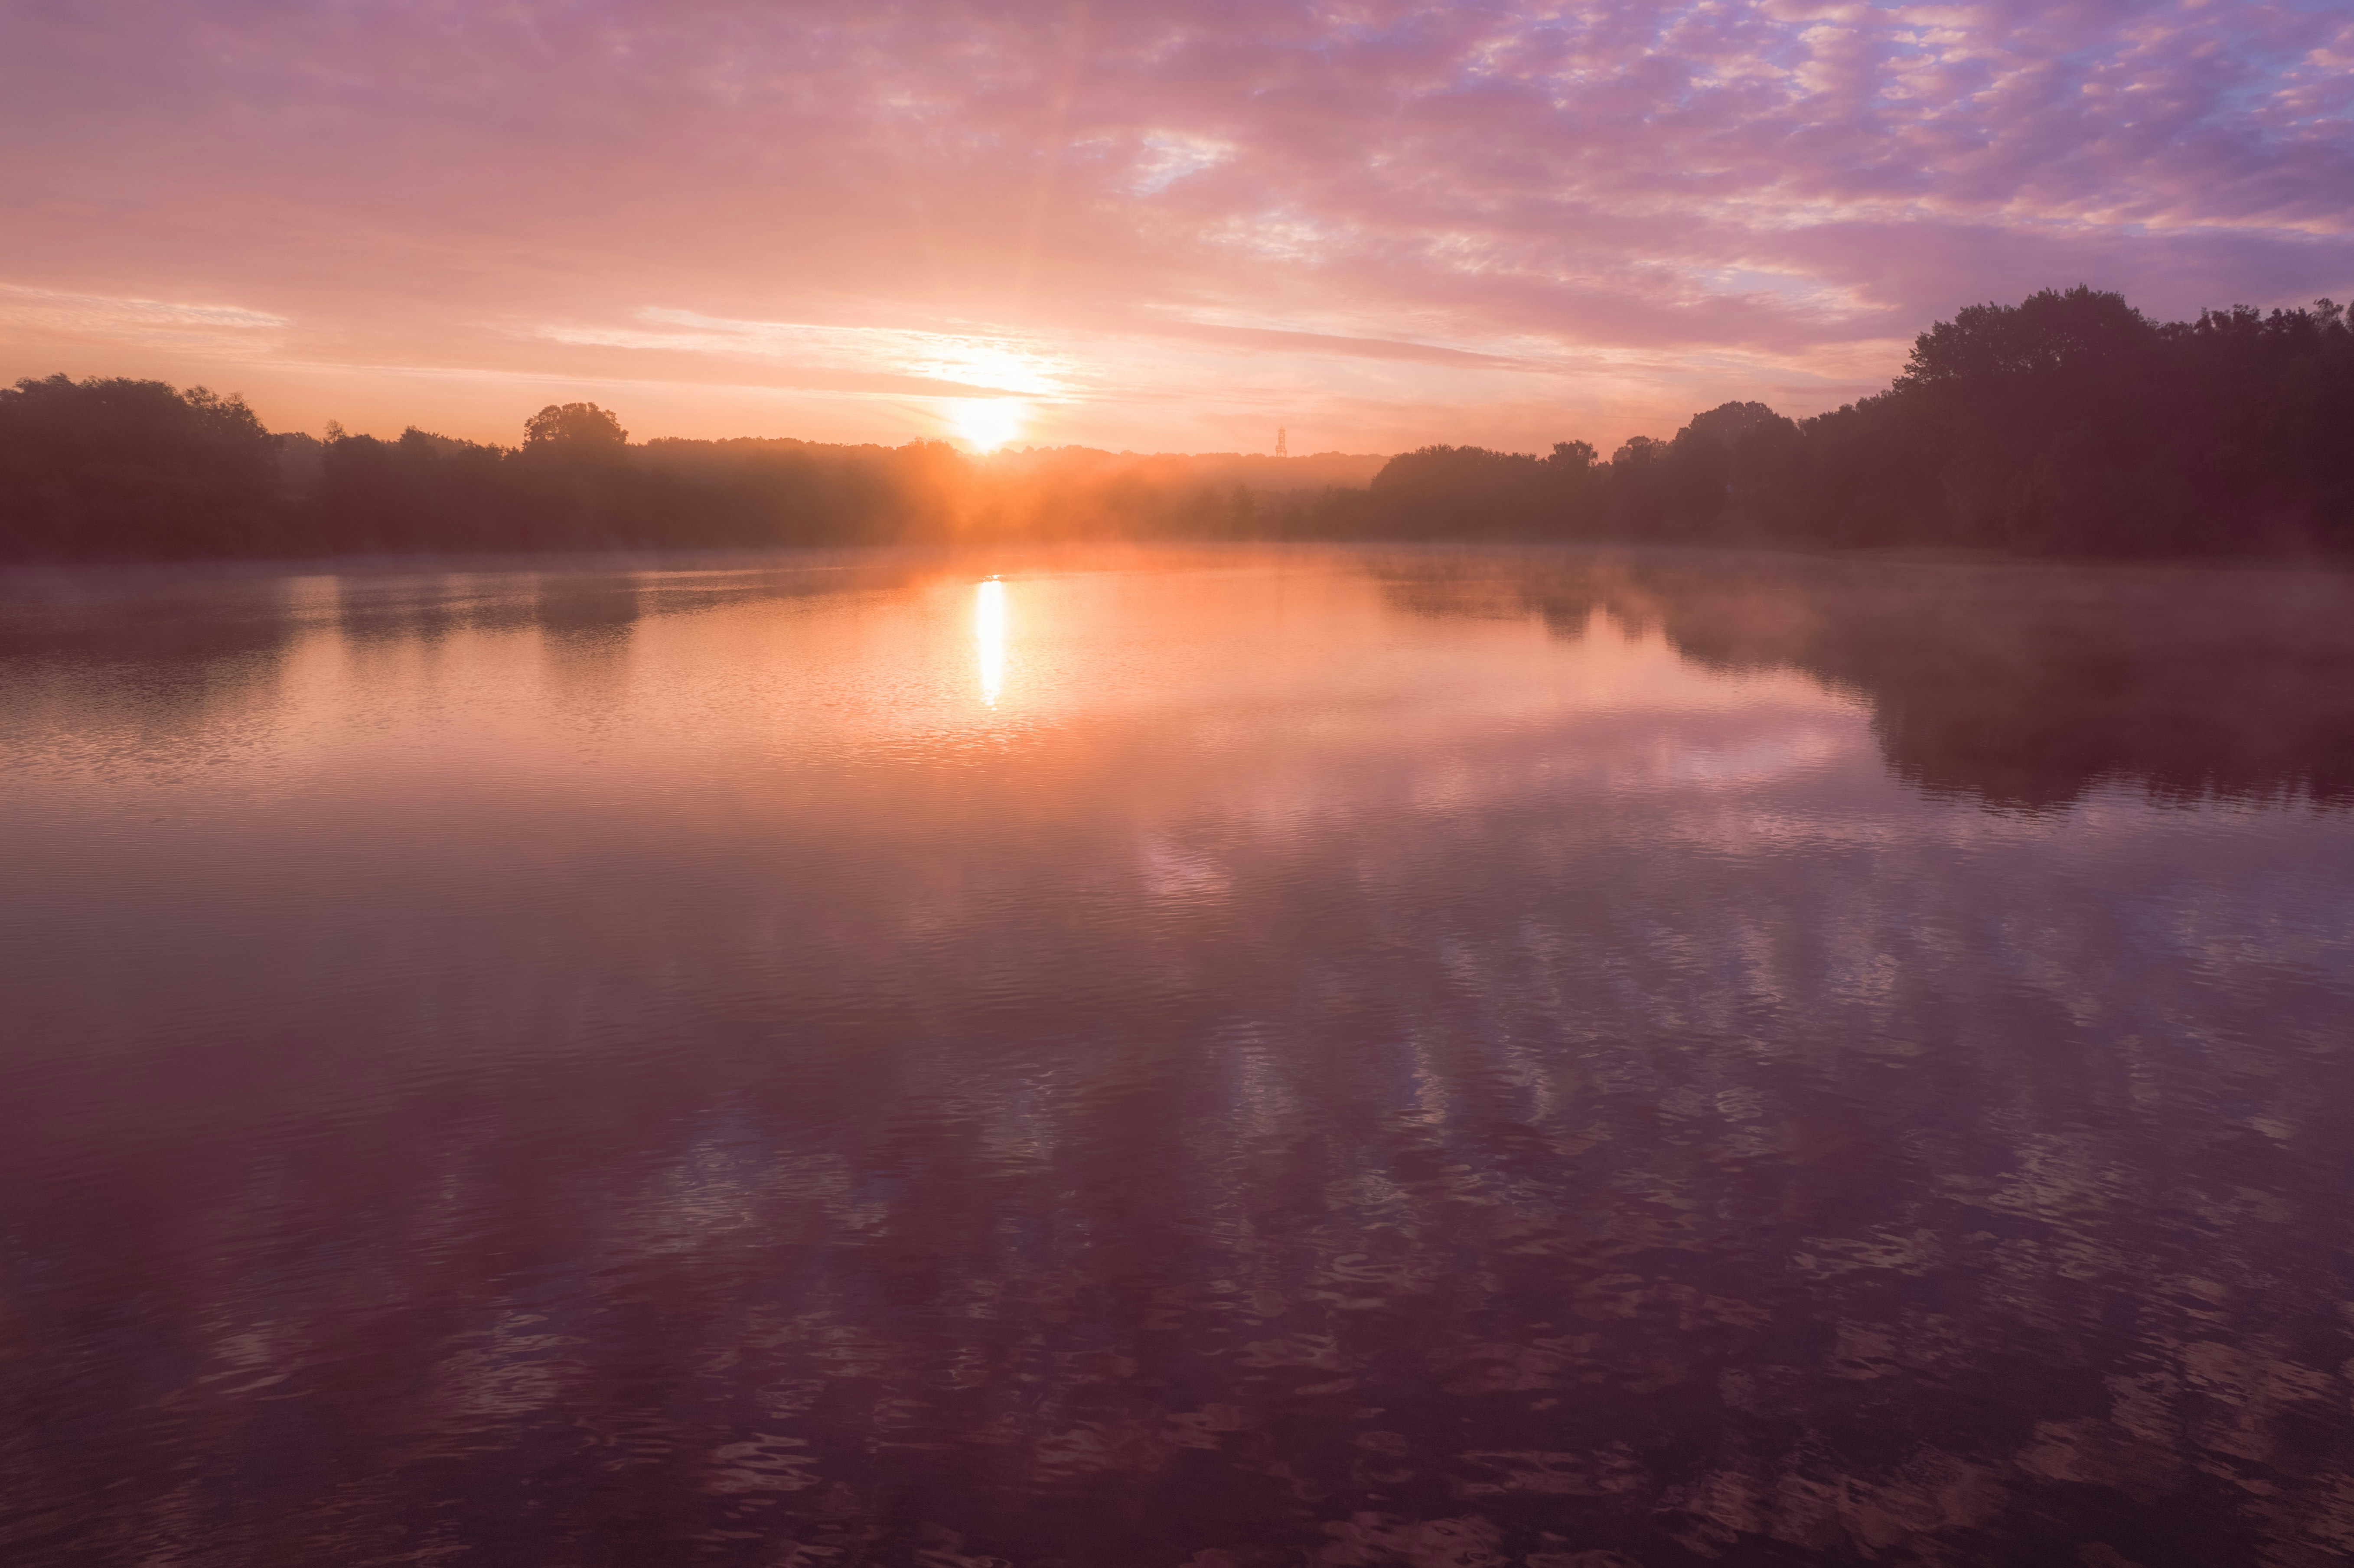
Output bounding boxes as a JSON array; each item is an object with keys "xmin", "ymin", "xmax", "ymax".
[{"xmin": 947, "ymin": 398, "xmax": 1027, "ymax": 452}]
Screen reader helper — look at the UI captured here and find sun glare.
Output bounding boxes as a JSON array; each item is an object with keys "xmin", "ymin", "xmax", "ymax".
[{"xmin": 949, "ymin": 398, "xmax": 1027, "ymax": 452}]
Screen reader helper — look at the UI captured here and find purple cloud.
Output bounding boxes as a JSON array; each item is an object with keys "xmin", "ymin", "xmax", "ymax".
[{"xmin": 2, "ymin": 0, "xmax": 2346, "ymax": 452}]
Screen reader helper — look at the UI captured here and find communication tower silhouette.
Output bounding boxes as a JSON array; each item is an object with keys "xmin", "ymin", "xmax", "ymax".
[{"xmin": 1275, "ymin": 427, "xmax": 1287, "ymax": 458}]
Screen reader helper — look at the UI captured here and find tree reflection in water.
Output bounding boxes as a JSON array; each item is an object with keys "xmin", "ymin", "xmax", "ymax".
[{"xmin": 2, "ymin": 547, "xmax": 2351, "ymax": 1567}]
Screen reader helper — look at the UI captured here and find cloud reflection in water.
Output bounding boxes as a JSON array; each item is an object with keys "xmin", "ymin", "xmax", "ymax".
[{"xmin": 3, "ymin": 547, "xmax": 2353, "ymax": 1566}]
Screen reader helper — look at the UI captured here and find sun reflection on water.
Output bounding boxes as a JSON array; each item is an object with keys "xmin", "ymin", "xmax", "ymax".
[{"xmin": 975, "ymin": 577, "xmax": 1007, "ymax": 706}]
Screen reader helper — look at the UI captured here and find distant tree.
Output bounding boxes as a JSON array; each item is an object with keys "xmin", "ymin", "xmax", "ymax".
[
  {"xmin": 0, "ymin": 374, "xmax": 282, "ymax": 559},
  {"xmin": 276, "ymin": 431, "xmax": 326, "ymax": 499},
  {"xmin": 1897, "ymin": 286, "xmax": 2154, "ymax": 387},
  {"xmin": 315, "ymin": 425, "xmax": 518, "ymax": 552},
  {"xmin": 1670, "ymin": 402, "xmax": 1800, "ymax": 537},
  {"xmin": 1366, "ymin": 444, "xmax": 1554, "ymax": 536},
  {"xmin": 522, "ymin": 402, "xmax": 628, "ymax": 452},
  {"xmin": 1677, "ymin": 401, "xmax": 1793, "ymax": 450}
]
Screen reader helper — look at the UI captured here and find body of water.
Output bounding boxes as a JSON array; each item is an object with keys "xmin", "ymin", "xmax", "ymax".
[{"xmin": 5, "ymin": 546, "xmax": 2354, "ymax": 1566}]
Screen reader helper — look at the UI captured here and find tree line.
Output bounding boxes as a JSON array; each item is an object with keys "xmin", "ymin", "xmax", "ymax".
[
  {"xmin": 3, "ymin": 286, "xmax": 2349, "ymax": 562},
  {"xmin": 1323, "ymin": 287, "xmax": 2354, "ymax": 555}
]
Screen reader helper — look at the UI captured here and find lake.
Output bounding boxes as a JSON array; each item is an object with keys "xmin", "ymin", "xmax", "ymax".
[{"xmin": 4, "ymin": 545, "xmax": 2354, "ymax": 1567}]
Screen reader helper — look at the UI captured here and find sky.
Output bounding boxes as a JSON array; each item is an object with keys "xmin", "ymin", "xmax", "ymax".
[{"xmin": 2, "ymin": 1, "xmax": 2349, "ymax": 456}]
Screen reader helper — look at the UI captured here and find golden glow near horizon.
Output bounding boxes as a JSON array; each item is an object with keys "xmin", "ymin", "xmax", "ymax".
[
  {"xmin": 949, "ymin": 398, "xmax": 1027, "ymax": 453},
  {"xmin": 975, "ymin": 577, "xmax": 1008, "ymax": 706}
]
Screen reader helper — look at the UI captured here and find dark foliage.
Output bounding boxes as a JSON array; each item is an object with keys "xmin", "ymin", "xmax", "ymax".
[
  {"xmin": 1311, "ymin": 286, "xmax": 2354, "ymax": 555},
  {"xmin": 307, "ymin": 422, "xmax": 974, "ymax": 554},
  {"xmin": 3, "ymin": 287, "xmax": 2349, "ymax": 561},
  {"xmin": 1793, "ymin": 288, "xmax": 2354, "ymax": 553},
  {"xmin": 522, "ymin": 402, "xmax": 628, "ymax": 452},
  {"xmin": 0, "ymin": 374, "xmax": 283, "ymax": 558}
]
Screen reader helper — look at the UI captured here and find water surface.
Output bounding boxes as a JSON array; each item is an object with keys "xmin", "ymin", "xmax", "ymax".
[{"xmin": 5, "ymin": 546, "xmax": 2354, "ymax": 1567}]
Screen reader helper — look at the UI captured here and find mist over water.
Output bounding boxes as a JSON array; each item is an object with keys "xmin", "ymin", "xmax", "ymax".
[{"xmin": 4, "ymin": 547, "xmax": 2353, "ymax": 1566}]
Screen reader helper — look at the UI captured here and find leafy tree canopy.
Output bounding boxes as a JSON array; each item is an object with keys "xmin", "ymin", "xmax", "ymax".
[
  {"xmin": 1898, "ymin": 285, "xmax": 2154, "ymax": 386},
  {"xmin": 522, "ymin": 402, "xmax": 627, "ymax": 451}
]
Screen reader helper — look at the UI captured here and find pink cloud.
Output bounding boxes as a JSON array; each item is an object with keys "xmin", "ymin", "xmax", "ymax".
[{"xmin": 1, "ymin": 0, "xmax": 2346, "ymax": 453}]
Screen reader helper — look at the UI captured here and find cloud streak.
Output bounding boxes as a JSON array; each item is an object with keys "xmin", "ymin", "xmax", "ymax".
[
  {"xmin": 0, "ymin": 283, "xmax": 290, "ymax": 349},
  {"xmin": 535, "ymin": 310, "xmax": 1079, "ymax": 399},
  {"xmin": 0, "ymin": 0, "xmax": 2345, "ymax": 450}
]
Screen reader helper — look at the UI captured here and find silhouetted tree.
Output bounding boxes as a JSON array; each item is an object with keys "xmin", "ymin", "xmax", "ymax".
[
  {"xmin": 0, "ymin": 375, "xmax": 282, "ymax": 559},
  {"xmin": 522, "ymin": 402, "xmax": 628, "ymax": 452},
  {"xmin": 1787, "ymin": 287, "xmax": 2353, "ymax": 554}
]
